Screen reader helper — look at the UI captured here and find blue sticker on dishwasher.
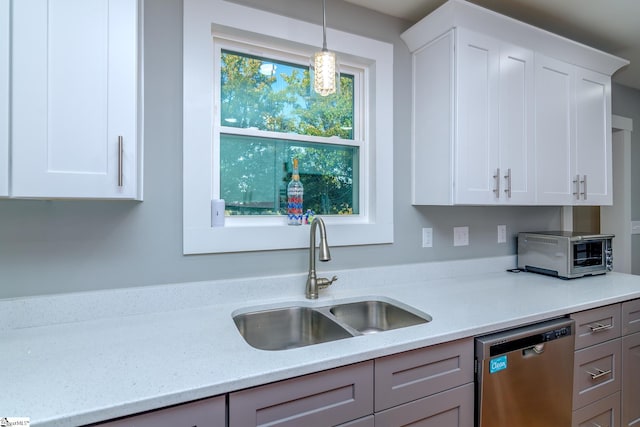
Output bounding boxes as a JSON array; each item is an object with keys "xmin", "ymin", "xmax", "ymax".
[{"xmin": 490, "ymin": 355, "xmax": 508, "ymax": 373}]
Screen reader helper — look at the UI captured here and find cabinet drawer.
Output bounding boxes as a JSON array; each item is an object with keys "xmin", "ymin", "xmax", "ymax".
[
  {"xmin": 229, "ymin": 361, "xmax": 373, "ymax": 427},
  {"xmin": 374, "ymin": 338, "xmax": 473, "ymax": 412},
  {"xmin": 95, "ymin": 396, "xmax": 225, "ymax": 427},
  {"xmin": 622, "ymin": 332, "xmax": 640, "ymax": 427},
  {"xmin": 338, "ymin": 416, "xmax": 374, "ymax": 427},
  {"xmin": 622, "ymin": 298, "xmax": 640, "ymax": 336},
  {"xmin": 374, "ymin": 383, "xmax": 474, "ymax": 427},
  {"xmin": 573, "ymin": 338, "xmax": 622, "ymax": 409},
  {"xmin": 571, "ymin": 304, "xmax": 621, "ymax": 349},
  {"xmin": 572, "ymin": 392, "xmax": 620, "ymax": 427}
]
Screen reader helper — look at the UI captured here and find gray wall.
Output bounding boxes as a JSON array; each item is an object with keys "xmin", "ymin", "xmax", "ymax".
[
  {"xmin": 612, "ymin": 83, "xmax": 640, "ymax": 275},
  {"xmin": 0, "ymin": 0, "xmax": 567, "ymax": 298}
]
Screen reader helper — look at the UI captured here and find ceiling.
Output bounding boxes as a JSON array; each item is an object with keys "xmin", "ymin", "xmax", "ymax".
[{"xmin": 343, "ymin": 0, "xmax": 639, "ymax": 89}]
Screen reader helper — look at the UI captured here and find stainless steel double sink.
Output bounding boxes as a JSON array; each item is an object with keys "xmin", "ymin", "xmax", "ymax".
[{"xmin": 233, "ymin": 297, "xmax": 432, "ymax": 351}]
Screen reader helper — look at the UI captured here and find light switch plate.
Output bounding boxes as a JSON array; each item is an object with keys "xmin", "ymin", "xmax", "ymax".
[{"xmin": 454, "ymin": 226, "xmax": 469, "ymax": 246}]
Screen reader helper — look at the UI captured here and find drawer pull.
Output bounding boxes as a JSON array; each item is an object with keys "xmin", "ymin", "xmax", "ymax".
[
  {"xmin": 587, "ymin": 367, "xmax": 612, "ymax": 380},
  {"xmin": 589, "ymin": 323, "xmax": 613, "ymax": 332}
]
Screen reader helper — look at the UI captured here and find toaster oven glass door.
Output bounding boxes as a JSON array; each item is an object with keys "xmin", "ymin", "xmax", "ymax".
[{"xmin": 573, "ymin": 240, "xmax": 605, "ymax": 268}]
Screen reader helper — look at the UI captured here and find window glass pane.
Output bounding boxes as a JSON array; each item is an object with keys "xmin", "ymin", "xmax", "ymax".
[
  {"xmin": 221, "ymin": 134, "xmax": 359, "ymax": 216},
  {"xmin": 220, "ymin": 50, "xmax": 354, "ymax": 139}
]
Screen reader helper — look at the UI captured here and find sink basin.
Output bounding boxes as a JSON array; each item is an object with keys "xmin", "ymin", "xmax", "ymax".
[
  {"xmin": 233, "ymin": 297, "xmax": 432, "ymax": 350},
  {"xmin": 329, "ymin": 300, "xmax": 432, "ymax": 334},
  {"xmin": 233, "ymin": 306, "xmax": 353, "ymax": 351}
]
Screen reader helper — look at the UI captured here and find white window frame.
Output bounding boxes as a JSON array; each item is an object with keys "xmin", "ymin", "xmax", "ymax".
[
  {"xmin": 214, "ymin": 39, "xmax": 365, "ymax": 223},
  {"xmin": 183, "ymin": 0, "xmax": 393, "ymax": 254}
]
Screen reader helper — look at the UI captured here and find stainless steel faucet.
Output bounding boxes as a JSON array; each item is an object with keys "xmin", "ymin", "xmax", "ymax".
[{"xmin": 306, "ymin": 217, "xmax": 338, "ymax": 299}]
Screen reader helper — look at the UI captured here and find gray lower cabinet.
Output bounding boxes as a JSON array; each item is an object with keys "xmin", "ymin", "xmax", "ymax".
[
  {"xmin": 572, "ymin": 392, "xmax": 621, "ymax": 427},
  {"xmin": 622, "ymin": 332, "xmax": 640, "ymax": 427},
  {"xmin": 571, "ymin": 304, "xmax": 623, "ymax": 426},
  {"xmin": 622, "ymin": 298, "xmax": 640, "ymax": 427},
  {"xmin": 573, "ymin": 338, "xmax": 622, "ymax": 410},
  {"xmin": 375, "ymin": 383, "xmax": 474, "ymax": 427},
  {"xmin": 229, "ymin": 361, "xmax": 374, "ymax": 427},
  {"xmin": 94, "ymin": 395, "xmax": 225, "ymax": 427},
  {"xmin": 228, "ymin": 338, "xmax": 474, "ymax": 427},
  {"xmin": 374, "ymin": 338, "xmax": 473, "ymax": 412}
]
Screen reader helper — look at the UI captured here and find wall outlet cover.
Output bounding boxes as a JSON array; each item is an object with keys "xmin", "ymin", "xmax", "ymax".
[
  {"xmin": 422, "ymin": 227, "xmax": 433, "ymax": 248},
  {"xmin": 454, "ymin": 226, "xmax": 469, "ymax": 246},
  {"xmin": 497, "ymin": 225, "xmax": 507, "ymax": 243}
]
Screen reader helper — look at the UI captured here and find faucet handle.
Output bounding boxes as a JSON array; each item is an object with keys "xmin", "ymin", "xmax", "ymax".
[{"xmin": 317, "ymin": 275, "xmax": 338, "ymax": 289}]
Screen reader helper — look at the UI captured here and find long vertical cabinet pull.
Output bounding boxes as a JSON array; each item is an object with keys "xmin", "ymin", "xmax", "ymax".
[
  {"xmin": 573, "ymin": 174, "xmax": 581, "ymax": 200},
  {"xmin": 572, "ymin": 174, "xmax": 588, "ymax": 200},
  {"xmin": 503, "ymin": 168, "xmax": 512, "ymax": 199},
  {"xmin": 118, "ymin": 136, "xmax": 124, "ymax": 187},
  {"xmin": 493, "ymin": 168, "xmax": 501, "ymax": 198}
]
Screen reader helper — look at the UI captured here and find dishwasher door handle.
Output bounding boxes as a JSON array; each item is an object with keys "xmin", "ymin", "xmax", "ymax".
[{"xmin": 522, "ymin": 343, "xmax": 545, "ymax": 356}]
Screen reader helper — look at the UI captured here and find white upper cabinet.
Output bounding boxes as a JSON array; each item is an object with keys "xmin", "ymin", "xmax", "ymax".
[
  {"xmin": 456, "ymin": 29, "xmax": 534, "ymax": 205},
  {"xmin": 574, "ymin": 67, "xmax": 612, "ymax": 205},
  {"xmin": 409, "ymin": 27, "xmax": 534, "ymax": 205},
  {"xmin": 11, "ymin": 0, "xmax": 141, "ymax": 199},
  {"xmin": 0, "ymin": 0, "xmax": 8, "ymax": 197},
  {"xmin": 534, "ymin": 54, "xmax": 574, "ymax": 205},
  {"xmin": 402, "ymin": 0, "xmax": 627, "ymax": 206},
  {"xmin": 535, "ymin": 57, "xmax": 612, "ymax": 205}
]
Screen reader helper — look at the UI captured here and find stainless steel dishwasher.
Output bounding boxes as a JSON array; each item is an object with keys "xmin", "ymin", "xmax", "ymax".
[{"xmin": 475, "ymin": 317, "xmax": 575, "ymax": 427}]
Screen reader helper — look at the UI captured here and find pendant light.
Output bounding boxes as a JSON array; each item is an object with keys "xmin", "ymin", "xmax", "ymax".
[{"xmin": 313, "ymin": 0, "xmax": 337, "ymax": 96}]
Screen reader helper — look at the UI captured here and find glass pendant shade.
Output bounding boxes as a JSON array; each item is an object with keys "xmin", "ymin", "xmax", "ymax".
[{"xmin": 313, "ymin": 50, "xmax": 336, "ymax": 96}]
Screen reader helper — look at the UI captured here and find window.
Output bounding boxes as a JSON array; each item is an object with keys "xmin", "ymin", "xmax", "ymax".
[
  {"xmin": 183, "ymin": 0, "xmax": 393, "ymax": 254},
  {"xmin": 217, "ymin": 48, "xmax": 360, "ymax": 217}
]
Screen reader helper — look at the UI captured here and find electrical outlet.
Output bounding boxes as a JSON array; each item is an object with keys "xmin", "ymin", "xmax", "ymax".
[
  {"xmin": 453, "ymin": 226, "xmax": 469, "ymax": 246},
  {"xmin": 422, "ymin": 228, "xmax": 433, "ymax": 248},
  {"xmin": 497, "ymin": 225, "xmax": 507, "ymax": 243}
]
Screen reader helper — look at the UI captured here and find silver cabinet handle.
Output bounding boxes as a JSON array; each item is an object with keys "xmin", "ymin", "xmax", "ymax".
[
  {"xmin": 589, "ymin": 323, "xmax": 613, "ymax": 332},
  {"xmin": 586, "ymin": 367, "xmax": 612, "ymax": 380},
  {"xmin": 573, "ymin": 174, "xmax": 581, "ymax": 199},
  {"xmin": 118, "ymin": 136, "xmax": 124, "ymax": 187},
  {"xmin": 503, "ymin": 168, "xmax": 512, "ymax": 199},
  {"xmin": 582, "ymin": 175, "xmax": 587, "ymax": 200},
  {"xmin": 493, "ymin": 168, "xmax": 500, "ymax": 198}
]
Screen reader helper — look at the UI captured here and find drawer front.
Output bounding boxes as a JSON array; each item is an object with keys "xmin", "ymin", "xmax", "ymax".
[
  {"xmin": 573, "ymin": 338, "xmax": 622, "ymax": 410},
  {"xmin": 95, "ymin": 396, "xmax": 226, "ymax": 427},
  {"xmin": 622, "ymin": 298, "xmax": 640, "ymax": 336},
  {"xmin": 572, "ymin": 304, "xmax": 621, "ymax": 350},
  {"xmin": 229, "ymin": 361, "xmax": 373, "ymax": 427},
  {"xmin": 572, "ymin": 392, "xmax": 620, "ymax": 427},
  {"xmin": 338, "ymin": 416, "xmax": 374, "ymax": 427},
  {"xmin": 622, "ymin": 332, "xmax": 640, "ymax": 427},
  {"xmin": 374, "ymin": 338, "xmax": 473, "ymax": 412},
  {"xmin": 374, "ymin": 383, "xmax": 474, "ymax": 427}
]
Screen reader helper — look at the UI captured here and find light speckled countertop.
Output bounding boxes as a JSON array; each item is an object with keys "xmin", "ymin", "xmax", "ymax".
[{"xmin": 3, "ymin": 256, "xmax": 640, "ymax": 426}]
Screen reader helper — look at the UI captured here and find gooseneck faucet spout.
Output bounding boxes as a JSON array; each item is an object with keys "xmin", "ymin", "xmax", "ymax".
[{"xmin": 306, "ymin": 217, "xmax": 338, "ymax": 299}]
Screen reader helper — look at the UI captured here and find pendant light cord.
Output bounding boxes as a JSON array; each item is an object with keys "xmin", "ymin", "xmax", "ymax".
[{"xmin": 322, "ymin": 0, "xmax": 328, "ymax": 51}]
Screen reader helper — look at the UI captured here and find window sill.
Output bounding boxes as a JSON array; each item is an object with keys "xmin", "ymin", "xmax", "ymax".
[{"xmin": 183, "ymin": 220, "xmax": 393, "ymax": 254}]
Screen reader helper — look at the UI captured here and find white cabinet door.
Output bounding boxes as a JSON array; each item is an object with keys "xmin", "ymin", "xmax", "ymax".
[
  {"xmin": 455, "ymin": 30, "xmax": 534, "ymax": 205},
  {"xmin": 11, "ymin": 0, "xmax": 139, "ymax": 199},
  {"xmin": 535, "ymin": 54, "xmax": 574, "ymax": 205},
  {"xmin": 455, "ymin": 29, "xmax": 500, "ymax": 204},
  {"xmin": 498, "ymin": 43, "xmax": 534, "ymax": 204},
  {"xmin": 574, "ymin": 67, "xmax": 612, "ymax": 205},
  {"xmin": 0, "ymin": 0, "xmax": 8, "ymax": 197},
  {"xmin": 411, "ymin": 30, "xmax": 455, "ymax": 205}
]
